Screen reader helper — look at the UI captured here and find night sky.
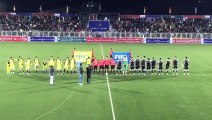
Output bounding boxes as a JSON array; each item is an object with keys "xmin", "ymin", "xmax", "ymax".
[{"xmin": 0, "ymin": 0, "xmax": 211, "ymax": 15}]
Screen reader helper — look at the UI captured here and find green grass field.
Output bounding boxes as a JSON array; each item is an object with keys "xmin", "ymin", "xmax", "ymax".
[{"xmin": 0, "ymin": 43, "xmax": 212, "ymax": 120}]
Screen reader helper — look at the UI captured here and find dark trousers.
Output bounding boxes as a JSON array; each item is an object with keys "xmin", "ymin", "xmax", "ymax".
[{"xmin": 87, "ymin": 74, "xmax": 91, "ymax": 84}]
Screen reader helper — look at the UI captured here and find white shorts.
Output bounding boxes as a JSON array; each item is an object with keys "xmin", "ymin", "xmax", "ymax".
[{"xmin": 50, "ymin": 76, "xmax": 54, "ymax": 85}]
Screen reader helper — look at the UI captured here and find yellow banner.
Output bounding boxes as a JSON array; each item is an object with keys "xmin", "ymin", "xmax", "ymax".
[{"xmin": 74, "ymin": 51, "xmax": 92, "ymax": 62}]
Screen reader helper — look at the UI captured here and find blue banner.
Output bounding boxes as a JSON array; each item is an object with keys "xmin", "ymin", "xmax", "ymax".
[
  {"xmin": 89, "ymin": 21, "xmax": 110, "ymax": 32},
  {"xmin": 146, "ymin": 38, "xmax": 170, "ymax": 44},
  {"xmin": 112, "ymin": 52, "xmax": 130, "ymax": 64},
  {"xmin": 204, "ymin": 39, "xmax": 212, "ymax": 44},
  {"xmin": 58, "ymin": 37, "xmax": 86, "ymax": 42},
  {"xmin": 30, "ymin": 37, "xmax": 55, "ymax": 42}
]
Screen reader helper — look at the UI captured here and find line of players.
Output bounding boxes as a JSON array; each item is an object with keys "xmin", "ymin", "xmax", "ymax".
[
  {"xmin": 6, "ymin": 56, "xmax": 80, "ymax": 75},
  {"xmin": 91, "ymin": 56, "xmax": 190, "ymax": 76},
  {"xmin": 129, "ymin": 56, "xmax": 189, "ymax": 75},
  {"xmin": 6, "ymin": 55, "xmax": 190, "ymax": 76},
  {"xmin": 6, "ymin": 46, "xmax": 190, "ymax": 76}
]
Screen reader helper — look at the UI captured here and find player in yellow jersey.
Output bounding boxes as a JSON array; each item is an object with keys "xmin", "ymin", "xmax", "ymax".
[
  {"xmin": 70, "ymin": 57, "xmax": 76, "ymax": 74},
  {"xmin": 6, "ymin": 61, "xmax": 10, "ymax": 74},
  {"xmin": 18, "ymin": 56, "xmax": 24, "ymax": 74},
  {"xmin": 34, "ymin": 56, "xmax": 40, "ymax": 73},
  {"xmin": 25, "ymin": 58, "xmax": 31, "ymax": 75},
  {"xmin": 9, "ymin": 57, "xmax": 15, "ymax": 74},
  {"xmin": 64, "ymin": 57, "xmax": 70, "ymax": 73},
  {"xmin": 56, "ymin": 57, "xmax": 62, "ymax": 75},
  {"xmin": 86, "ymin": 56, "xmax": 92, "ymax": 66},
  {"xmin": 49, "ymin": 56, "xmax": 55, "ymax": 67},
  {"xmin": 43, "ymin": 59, "xmax": 48, "ymax": 74}
]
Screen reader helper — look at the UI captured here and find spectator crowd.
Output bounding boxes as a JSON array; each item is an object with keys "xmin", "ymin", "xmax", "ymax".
[
  {"xmin": 0, "ymin": 14, "xmax": 212, "ymax": 33},
  {"xmin": 110, "ymin": 17, "xmax": 212, "ymax": 33},
  {"xmin": 0, "ymin": 15, "xmax": 85, "ymax": 32}
]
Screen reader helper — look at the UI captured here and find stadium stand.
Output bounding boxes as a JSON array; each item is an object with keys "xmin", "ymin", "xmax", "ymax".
[
  {"xmin": 0, "ymin": 14, "xmax": 85, "ymax": 32},
  {"xmin": 110, "ymin": 17, "xmax": 212, "ymax": 33},
  {"xmin": 0, "ymin": 14, "xmax": 212, "ymax": 33}
]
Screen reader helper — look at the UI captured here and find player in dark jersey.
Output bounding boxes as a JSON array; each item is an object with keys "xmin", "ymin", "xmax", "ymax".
[
  {"xmin": 158, "ymin": 58, "xmax": 163, "ymax": 75},
  {"xmin": 116, "ymin": 59, "xmax": 122, "ymax": 75},
  {"xmin": 173, "ymin": 56, "xmax": 179, "ymax": 75},
  {"xmin": 146, "ymin": 58, "xmax": 151, "ymax": 75},
  {"xmin": 151, "ymin": 57, "xmax": 156, "ymax": 75},
  {"xmin": 129, "ymin": 50, "xmax": 132, "ymax": 59},
  {"xmin": 166, "ymin": 58, "xmax": 171, "ymax": 75},
  {"xmin": 130, "ymin": 57, "xmax": 135, "ymax": 75},
  {"xmin": 135, "ymin": 56, "xmax": 141, "ymax": 75},
  {"xmin": 183, "ymin": 57, "xmax": 190, "ymax": 75},
  {"xmin": 141, "ymin": 56, "xmax": 146, "ymax": 75}
]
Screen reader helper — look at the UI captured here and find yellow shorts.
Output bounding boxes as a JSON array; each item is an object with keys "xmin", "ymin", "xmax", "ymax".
[
  {"xmin": 57, "ymin": 66, "xmax": 62, "ymax": 70},
  {"xmin": 19, "ymin": 65, "xmax": 24, "ymax": 69},
  {"xmin": 70, "ymin": 65, "xmax": 75, "ymax": 70},
  {"xmin": 10, "ymin": 65, "xmax": 15, "ymax": 70},
  {"xmin": 26, "ymin": 67, "xmax": 30, "ymax": 71},
  {"xmin": 43, "ymin": 66, "xmax": 47, "ymax": 70},
  {"xmin": 64, "ymin": 65, "xmax": 69, "ymax": 70},
  {"xmin": 34, "ymin": 65, "xmax": 39, "ymax": 69},
  {"xmin": 7, "ymin": 67, "xmax": 10, "ymax": 74}
]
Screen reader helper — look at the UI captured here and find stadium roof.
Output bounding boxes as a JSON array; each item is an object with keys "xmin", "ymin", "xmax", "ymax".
[{"xmin": 0, "ymin": 0, "xmax": 211, "ymax": 15}]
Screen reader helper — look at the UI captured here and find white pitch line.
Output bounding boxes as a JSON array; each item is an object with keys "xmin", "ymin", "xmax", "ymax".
[
  {"xmin": 100, "ymin": 44, "xmax": 105, "ymax": 59},
  {"xmin": 100, "ymin": 44, "xmax": 116, "ymax": 120},
  {"xmin": 35, "ymin": 86, "xmax": 77, "ymax": 120}
]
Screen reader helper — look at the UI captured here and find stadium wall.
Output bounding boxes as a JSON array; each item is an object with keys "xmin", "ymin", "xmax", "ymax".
[
  {"xmin": 1, "ymin": 35, "xmax": 212, "ymax": 44},
  {"xmin": 145, "ymin": 38, "xmax": 170, "ymax": 44},
  {"xmin": 203, "ymin": 39, "xmax": 212, "ymax": 44},
  {"xmin": 172, "ymin": 38, "xmax": 201, "ymax": 44},
  {"xmin": 29, "ymin": 37, "xmax": 56, "ymax": 42},
  {"xmin": 86, "ymin": 38, "xmax": 143, "ymax": 43},
  {"xmin": 58, "ymin": 37, "xmax": 86, "ymax": 42},
  {"xmin": 0, "ymin": 36, "xmax": 28, "ymax": 42}
]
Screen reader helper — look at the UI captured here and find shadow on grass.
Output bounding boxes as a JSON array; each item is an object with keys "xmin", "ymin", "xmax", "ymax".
[
  {"xmin": 8, "ymin": 74, "xmax": 93, "ymax": 94},
  {"xmin": 14, "ymin": 74, "xmax": 79, "ymax": 85},
  {"xmin": 4, "ymin": 73, "xmax": 179, "ymax": 95},
  {"xmin": 91, "ymin": 74, "xmax": 178, "ymax": 84},
  {"xmin": 53, "ymin": 85, "xmax": 93, "ymax": 94},
  {"xmin": 85, "ymin": 75, "xmax": 178, "ymax": 95}
]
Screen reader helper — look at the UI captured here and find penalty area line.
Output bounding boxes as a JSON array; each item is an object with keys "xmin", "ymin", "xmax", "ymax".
[{"xmin": 100, "ymin": 44, "xmax": 116, "ymax": 120}]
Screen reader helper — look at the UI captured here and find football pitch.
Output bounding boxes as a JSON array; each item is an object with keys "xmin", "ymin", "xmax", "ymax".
[{"xmin": 0, "ymin": 42, "xmax": 212, "ymax": 120}]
